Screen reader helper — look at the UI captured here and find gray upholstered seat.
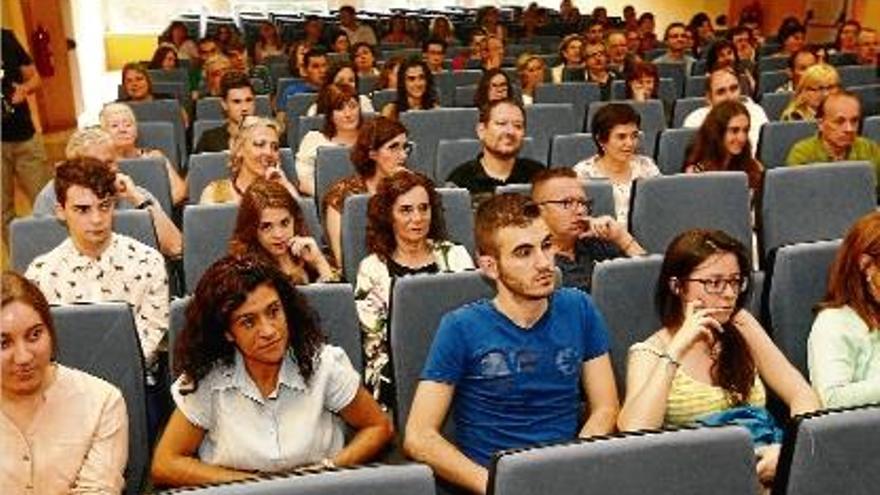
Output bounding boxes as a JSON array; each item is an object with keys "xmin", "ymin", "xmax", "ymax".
[
  {"xmin": 186, "ymin": 151, "xmax": 229, "ymax": 202},
  {"xmin": 526, "ymin": 103, "xmax": 577, "ymax": 162},
  {"xmin": 400, "ymin": 108, "xmax": 480, "ymax": 180},
  {"xmin": 137, "ymin": 121, "xmax": 179, "ymax": 172},
  {"xmin": 118, "ymin": 157, "xmax": 173, "ymax": 215},
  {"xmin": 756, "ymin": 120, "xmax": 817, "ymax": 169},
  {"xmin": 655, "ymin": 127, "xmax": 698, "ymax": 174},
  {"xmin": 550, "ymin": 133, "xmax": 597, "ymax": 168}
]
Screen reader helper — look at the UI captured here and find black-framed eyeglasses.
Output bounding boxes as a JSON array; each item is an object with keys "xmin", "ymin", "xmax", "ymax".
[
  {"xmin": 535, "ymin": 198, "xmax": 592, "ymax": 212},
  {"xmin": 685, "ymin": 276, "xmax": 749, "ymax": 295}
]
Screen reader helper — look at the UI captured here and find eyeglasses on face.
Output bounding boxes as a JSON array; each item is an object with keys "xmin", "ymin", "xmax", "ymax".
[
  {"xmin": 384, "ymin": 140, "xmax": 414, "ymax": 154},
  {"xmin": 536, "ymin": 198, "xmax": 592, "ymax": 212},
  {"xmin": 685, "ymin": 276, "xmax": 748, "ymax": 295}
]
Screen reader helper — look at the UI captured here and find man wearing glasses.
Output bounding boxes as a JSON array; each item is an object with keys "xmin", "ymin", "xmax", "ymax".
[
  {"xmin": 448, "ymin": 98, "xmax": 545, "ymax": 208},
  {"xmin": 532, "ymin": 168, "xmax": 645, "ymax": 293},
  {"xmin": 422, "ymin": 37, "xmax": 447, "ymax": 74},
  {"xmin": 584, "ymin": 42, "xmax": 620, "ymax": 101},
  {"xmin": 652, "ymin": 22, "xmax": 696, "ymax": 76}
]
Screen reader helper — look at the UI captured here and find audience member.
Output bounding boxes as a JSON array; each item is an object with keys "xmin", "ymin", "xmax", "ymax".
[
  {"xmin": 809, "ymin": 211, "xmax": 880, "ymax": 408},
  {"xmin": 474, "ymin": 68, "xmax": 514, "ymax": 109},
  {"xmin": 254, "ymin": 21, "xmax": 285, "ymax": 64},
  {"xmin": 296, "ymin": 83, "xmax": 362, "ymax": 196},
  {"xmin": 376, "ymin": 56, "xmax": 405, "ymax": 93},
  {"xmin": 606, "ymin": 31, "xmax": 629, "ymax": 73},
  {"xmin": 516, "ymin": 52, "xmax": 545, "ymax": 105},
  {"xmin": 574, "ymin": 103, "xmax": 660, "ymax": 227},
  {"xmin": 706, "ymin": 39, "xmax": 755, "ymax": 97},
  {"xmin": 356, "ymin": 170, "xmax": 474, "ymax": 409},
  {"xmin": 352, "ymin": 41, "xmax": 380, "ymax": 78},
  {"xmin": 857, "ymin": 28, "xmax": 878, "ymax": 66},
  {"xmin": 200, "ymin": 55, "xmax": 232, "ymax": 99},
  {"xmin": 330, "ymin": 30, "xmax": 351, "ymax": 55},
  {"xmin": 1, "ymin": 272, "xmax": 128, "ymax": 494},
  {"xmin": 277, "ymin": 48, "xmax": 329, "ymax": 115},
  {"xmin": 323, "ymin": 117, "xmax": 410, "ymax": 265},
  {"xmin": 452, "ymin": 28, "xmax": 488, "ymax": 71},
  {"xmin": 448, "ymin": 99, "xmax": 545, "ymax": 206},
  {"xmin": 776, "ymin": 18, "xmax": 806, "ymax": 58},
  {"xmin": 481, "ymin": 34, "xmax": 506, "ymax": 71},
  {"xmin": 585, "ymin": 41, "xmax": 619, "ymax": 100},
  {"xmin": 781, "ymin": 64, "xmax": 840, "ymax": 122},
  {"xmin": 305, "ymin": 61, "xmax": 375, "ymax": 116},
  {"xmin": 380, "ymin": 59, "xmax": 438, "ymax": 121},
  {"xmin": 422, "ymin": 37, "xmax": 447, "ymax": 74},
  {"xmin": 405, "ymin": 193, "xmax": 619, "ymax": 493},
  {"xmin": 151, "ymin": 255, "xmax": 392, "ymax": 487},
  {"xmin": 161, "ymin": 21, "xmax": 198, "ymax": 60},
  {"xmin": 338, "ymin": 6, "xmax": 377, "ymax": 46},
  {"xmin": 429, "ymin": 16, "xmax": 457, "ymax": 46},
  {"xmin": 194, "ymin": 71, "xmax": 255, "ymax": 153},
  {"xmin": 382, "ymin": 14, "xmax": 416, "ymax": 46},
  {"xmin": 625, "ymin": 61, "xmax": 659, "ymax": 101},
  {"xmin": 229, "ymin": 178, "xmax": 337, "ymax": 284},
  {"xmin": 532, "ymin": 168, "xmax": 645, "ymax": 292},
  {"xmin": 834, "ymin": 20, "xmax": 861, "ymax": 56},
  {"xmin": 551, "ymin": 34, "xmax": 585, "ymax": 83},
  {"xmin": 653, "ymin": 23, "xmax": 696, "ymax": 76},
  {"xmin": 149, "ymin": 45, "xmax": 180, "ymax": 71},
  {"xmin": 224, "ymin": 39, "xmax": 272, "ymax": 96},
  {"xmin": 776, "ymin": 48, "xmax": 818, "ymax": 93},
  {"xmin": 618, "ymin": 228, "xmax": 819, "ymax": 491}
]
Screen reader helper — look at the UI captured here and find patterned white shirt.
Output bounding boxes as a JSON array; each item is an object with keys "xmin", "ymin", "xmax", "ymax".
[
  {"xmin": 573, "ymin": 154, "xmax": 661, "ymax": 228},
  {"xmin": 25, "ymin": 233, "xmax": 169, "ymax": 366}
]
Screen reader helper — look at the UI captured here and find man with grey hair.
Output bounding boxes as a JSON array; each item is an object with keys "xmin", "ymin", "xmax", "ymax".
[{"xmin": 31, "ymin": 127, "xmax": 182, "ymax": 257}]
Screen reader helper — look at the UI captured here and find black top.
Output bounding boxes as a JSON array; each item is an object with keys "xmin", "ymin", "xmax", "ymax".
[
  {"xmin": 2, "ymin": 29, "xmax": 35, "ymax": 142},
  {"xmin": 556, "ymin": 237, "xmax": 624, "ymax": 293},
  {"xmin": 448, "ymin": 152, "xmax": 546, "ymax": 207},
  {"xmin": 387, "ymin": 258, "xmax": 439, "ymax": 278},
  {"xmin": 195, "ymin": 124, "xmax": 231, "ymax": 153}
]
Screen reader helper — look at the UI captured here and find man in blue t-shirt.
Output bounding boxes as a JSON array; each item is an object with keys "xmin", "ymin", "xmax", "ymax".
[{"xmin": 404, "ymin": 193, "xmax": 620, "ymax": 494}]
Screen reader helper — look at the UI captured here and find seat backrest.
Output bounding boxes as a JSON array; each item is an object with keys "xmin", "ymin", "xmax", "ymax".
[
  {"xmin": 182, "ymin": 203, "xmax": 239, "ymax": 293},
  {"xmin": 453, "ymin": 84, "xmax": 478, "ymax": 107},
  {"xmin": 128, "ymin": 99, "xmax": 187, "ymax": 174},
  {"xmin": 298, "ymin": 283, "xmax": 363, "ymax": 372},
  {"xmin": 758, "ymin": 70, "xmax": 790, "ymax": 94},
  {"xmin": 452, "ymin": 70, "xmax": 483, "ymax": 87},
  {"xmin": 654, "ymin": 62, "xmax": 686, "ymax": 98},
  {"xmin": 767, "ymin": 240, "xmax": 841, "ymax": 376},
  {"xmin": 850, "ymin": 84, "xmax": 880, "ymax": 117},
  {"xmin": 171, "ymin": 463, "xmax": 436, "ymax": 495},
  {"xmin": 757, "ymin": 56, "xmax": 789, "ymax": 73},
  {"xmin": 630, "ymin": 172, "xmax": 753, "ymax": 256},
  {"xmin": 838, "ymin": 65, "xmax": 879, "ymax": 87},
  {"xmin": 285, "ymin": 92, "xmax": 318, "ymax": 118},
  {"xmin": 10, "ymin": 210, "xmax": 157, "ymax": 272},
  {"xmin": 118, "ymin": 157, "xmax": 174, "ymax": 215},
  {"xmin": 296, "ymin": 114, "xmax": 326, "ymax": 146},
  {"xmin": 672, "ymin": 97, "xmax": 708, "ymax": 128},
  {"xmin": 340, "ymin": 188, "xmax": 475, "ymax": 283},
  {"xmin": 684, "ymin": 75, "xmax": 708, "ymax": 97},
  {"xmin": 358, "ymin": 74, "xmax": 378, "ymax": 95},
  {"xmin": 775, "ymin": 406, "xmax": 880, "ymax": 495},
  {"xmin": 51, "ymin": 303, "xmax": 149, "ymax": 495},
  {"xmin": 865, "ymin": 115, "xmax": 880, "ymax": 142},
  {"xmin": 435, "ymin": 137, "xmax": 538, "ymax": 183},
  {"xmin": 609, "ymin": 79, "xmax": 677, "ymax": 104},
  {"xmin": 757, "ymin": 120, "xmax": 817, "ymax": 169},
  {"xmin": 534, "ymin": 82, "xmax": 601, "ymax": 128},
  {"xmin": 400, "ymin": 108, "xmax": 480, "ymax": 178},
  {"xmin": 494, "ymin": 181, "xmax": 616, "ymax": 219},
  {"xmin": 760, "ymin": 91, "xmax": 792, "ymax": 121},
  {"xmin": 490, "ymin": 426, "xmax": 757, "ymax": 495},
  {"xmin": 759, "ymin": 162, "xmax": 875, "ymax": 263},
  {"xmin": 550, "ymin": 133, "xmax": 597, "ymax": 168},
  {"xmin": 655, "ymin": 127, "xmax": 698, "ymax": 174},
  {"xmin": 526, "ymin": 103, "xmax": 577, "ymax": 163},
  {"xmin": 187, "ymin": 151, "xmax": 229, "ymax": 203},
  {"xmin": 315, "ymin": 146, "xmax": 357, "ymax": 212},
  {"xmin": 137, "ymin": 121, "xmax": 179, "ymax": 171},
  {"xmin": 390, "ymin": 271, "xmax": 494, "ymax": 433},
  {"xmin": 192, "ymin": 119, "xmax": 225, "ymax": 151},
  {"xmin": 590, "ymin": 255, "xmax": 664, "ymax": 391},
  {"xmin": 371, "ymin": 89, "xmax": 397, "ymax": 112},
  {"xmin": 149, "ymin": 67, "xmax": 187, "ymax": 85}
]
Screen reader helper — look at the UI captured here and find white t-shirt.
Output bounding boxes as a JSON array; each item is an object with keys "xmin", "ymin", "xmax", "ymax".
[{"xmin": 682, "ymin": 98, "xmax": 769, "ymax": 154}]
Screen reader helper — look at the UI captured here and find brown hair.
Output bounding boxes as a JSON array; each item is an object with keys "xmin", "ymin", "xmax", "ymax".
[
  {"xmin": 819, "ymin": 212, "xmax": 880, "ymax": 329},
  {"xmin": 229, "ymin": 178, "xmax": 310, "ymax": 260},
  {"xmin": 54, "ymin": 157, "xmax": 117, "ymax": 206},
  {"xmin": 590, "ymin": 103, "xmax": 641, "ymax": 155},
  {"xmin": 475, "ymin": 193, "xmax": 541, "ymax": 257},
  {"xmin": 655, "ymin": 229, "xmax": 755, "ymax": 404},
  {"xmin": 1, "ymin": 271, "xmax": 58, "ymax": 359},
  {"xmin": 366, "ymin": 170, "xmax": 448, "ymax": 262},
  {"xmin": 121, "ymin": 62, "xmax": 153, "ymax": 96},
  {"xmin": 625, "ymin": 61, "xmax": 660, "ymax": 99},
  {"xmin": 316, "ymin": 83, "xmax": 361, "ymax": 138},
  {"xmin": 686, "ymin": 100, "xmax": 762, "ymax": 190},
  {"xmin": 474, "ymin": 68, "xmax": 512, "ymax": 109},
  {"xmin": 350, "ymin": 116, "xmax": 408, "ymax": 177}
]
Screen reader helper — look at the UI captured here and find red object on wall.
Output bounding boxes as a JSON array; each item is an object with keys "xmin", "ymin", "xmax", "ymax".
[{"xmin": 31, "ymin": 24, "xmax": 54, "ymax": 77}]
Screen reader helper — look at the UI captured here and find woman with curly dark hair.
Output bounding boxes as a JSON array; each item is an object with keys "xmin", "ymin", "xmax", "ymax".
[
  {"xmin": 684, "ymin": 100, "xmax": 764, "ymax": 194},
  {"xmin": 380, "ymin": 59, "xmax": 438, "ymax": 121},
  {"xmin": 355, "ymin": 170, "xmax": 473, "ymax": 409},
  {"xmin": 618, "ymin": 229, "xmax": 818, "ymax": 491},
  {"xmin": 151, "ymin": 255, "xmax": 392, "ymax": 487},
  {"xmin": 229, "ymin": 178, "xmax": 338, "ymax": 284}
]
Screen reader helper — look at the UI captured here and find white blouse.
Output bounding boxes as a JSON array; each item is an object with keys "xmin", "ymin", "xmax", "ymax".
[
  {"xmin": 573, "ymin": 154, "xmax": 661, "ymax": 227},
  {"xmin": 172, "ymin": 345, "xmax": 360, "ymax": 472}
]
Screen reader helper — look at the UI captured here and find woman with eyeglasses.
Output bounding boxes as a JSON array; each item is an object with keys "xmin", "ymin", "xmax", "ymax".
[
  {"xmin": 618, "ymin": 229, "xmax": 819, "ymax": 492},
  {"xmin": 781, "ymin": 64, "xmax": 840, "ymax": 122},
  {"xmin": 323, "ymin": 117, "xmax": 410, "ymax": 267},
  {"xmin": 200, "ymin": 117, "xmax": 298, "ymax": 204},
  {"xmin": 573, "ymin": 103, "xmax": 659, "ymax": 228},
  {"xmin": 473, "ymin": 68, "xmax": 516, "ymax": 109},
  {"xmin": 809, "ymin": 211, "xmax": 880, "ymax": 409},
  {"xmin": 380, "ymin": 59, "xmax": 438, "ymax": 121},
  {"xmin": 356, "ymin": 170, "xmax": 474, "ymax": 410}
]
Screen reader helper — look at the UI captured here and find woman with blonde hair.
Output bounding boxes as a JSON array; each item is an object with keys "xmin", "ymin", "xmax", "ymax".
[
  {"xmin": 516, "ymin": 52, "xmax": 545, "ymax": 105},
  {"xmin": 781, "ymin": 64, "xmax": 840, "ymax": 122},
  {"xmin": 100, "ymin": 102, "xmax": 187, "ymax": 205},
  {"xmin": 200, "ymin": 116, "xmax": 298, "ymax": 204}
]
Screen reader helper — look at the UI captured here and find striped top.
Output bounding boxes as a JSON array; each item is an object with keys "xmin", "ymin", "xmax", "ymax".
[{"xmin": 631, "ymin": 341, "xmax": 766, "ymax": 426}]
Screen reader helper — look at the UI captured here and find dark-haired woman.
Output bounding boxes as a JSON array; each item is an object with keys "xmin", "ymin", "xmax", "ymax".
[
  {"xmin": 355, "ymin": 171, "xmax": 473, "ymax": 408},
  {"xmin": 151, "ymin": 256, "xmax": 392, "ymax": 487},
  {"xmin": 380, "ymin": 59, "xmax": 438, "ymax": 121},
  {"xmin": 618, "ymin": 229, "xmax": 819, "ymax": 490}
]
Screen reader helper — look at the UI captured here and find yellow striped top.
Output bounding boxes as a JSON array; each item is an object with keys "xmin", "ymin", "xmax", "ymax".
[{"xmin": 630, "ymin": 342, "xmax": 766, "ymax": 427}]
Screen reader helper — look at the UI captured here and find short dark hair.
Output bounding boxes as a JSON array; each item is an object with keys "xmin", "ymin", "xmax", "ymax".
[
  {"xmin": 422, "ymin": 36, "xmax": 448, "ymax": 53},
  {"xmin": 304, "ymin": 47, "xmax": 328, "ymax": 67},
  {"xmin": 475, "ymin": 193, "xmax": 541, "ymax": 257},
  {"xmin": 479, "ymin": 98, "xmax": 526, "ymax": 125},
  {"xmin": 350, "ymin": 116, "xmax": 408, "ymax": 177},
  {"xmin": 339, "ymin": 5, "xmax": 356, "ymax": 15},
  {"xmin": 590, "ymin": 103, "xmax": 641, "ymax": 155},
  {"xmin": 728, "ymin": 25, "xmax": 752, "ymax": 41},
  {"xmin": 220, "ymin": 71, "xmax": 254, "ymax": 100},
  {"xmin": 787, "ymin": 47, "xmax": 818, "ymax": 70},
  {"xmin": 223, "ymin": 38, "xmax": 247, "ymax": 55},
  {"xmin": 664, "ymin": 22, "xmax": 686, "ymax": 40},
  {"xmin": 350, "ymin": 41, "xmax": 376, "ymax": 59},
  {"xmin": 778, "ymin": 17, "xmax": 806, "ymax": 43},
  {"xmin": 531, "ymin": 168, "xmax": 578, "ymax": 197},
  {"xmin": 54, "ymin": 157, "xmax": 117, "ymax": 207}
]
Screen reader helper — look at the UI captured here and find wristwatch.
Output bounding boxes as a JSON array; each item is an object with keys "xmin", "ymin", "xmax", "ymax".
[{"xmin": 136, "ymin": 198, "xmax": 155, "ymax": 210}]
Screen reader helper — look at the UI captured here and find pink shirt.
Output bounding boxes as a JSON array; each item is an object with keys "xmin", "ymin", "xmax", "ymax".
[{"xmin": 0, "ymin": 365, "xmax": 128, "ymax": 495}]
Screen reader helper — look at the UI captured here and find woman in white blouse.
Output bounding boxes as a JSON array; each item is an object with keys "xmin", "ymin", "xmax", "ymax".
[
  {"xmin": 151, "ymin": 255, "xmax": 393, "ymax": 487},
  {"xmin": 295, "ymin": 83, "xmax": 362, "ymax": 196},
  {"xmin": 573, "ymin": 103, "xmax": 660, "ymax": 228},
  {"xmin": 355, "ymin": 170, "xmax": 474, "ymax": 410}
]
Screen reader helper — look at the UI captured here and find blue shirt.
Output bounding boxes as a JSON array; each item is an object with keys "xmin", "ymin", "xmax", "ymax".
[
  {"xmin": 278, "ymin": 81, "xmax": 317, "ymax": 112},
  {"xmin": 421, "ymin": 288, "xmax": 611, "ymax": 466}
]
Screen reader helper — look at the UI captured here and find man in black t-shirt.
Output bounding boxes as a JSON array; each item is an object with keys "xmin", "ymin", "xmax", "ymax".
[
  {"xmin": 447, "ymin": 98, "xmax": 545, "ymax": 208},
  {"xmin": 2, "ymin": 28, "xmax": 51, "ymax": 237}
]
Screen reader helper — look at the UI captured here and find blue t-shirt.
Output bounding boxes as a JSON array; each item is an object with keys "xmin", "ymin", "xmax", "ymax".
[
  {"xmin": 421, "ymin": 288, "xmax": 611, "ymax": 466},
  {"xmin": 278, "ymin": 81, "xmax": 317, "ymax": 112}
]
